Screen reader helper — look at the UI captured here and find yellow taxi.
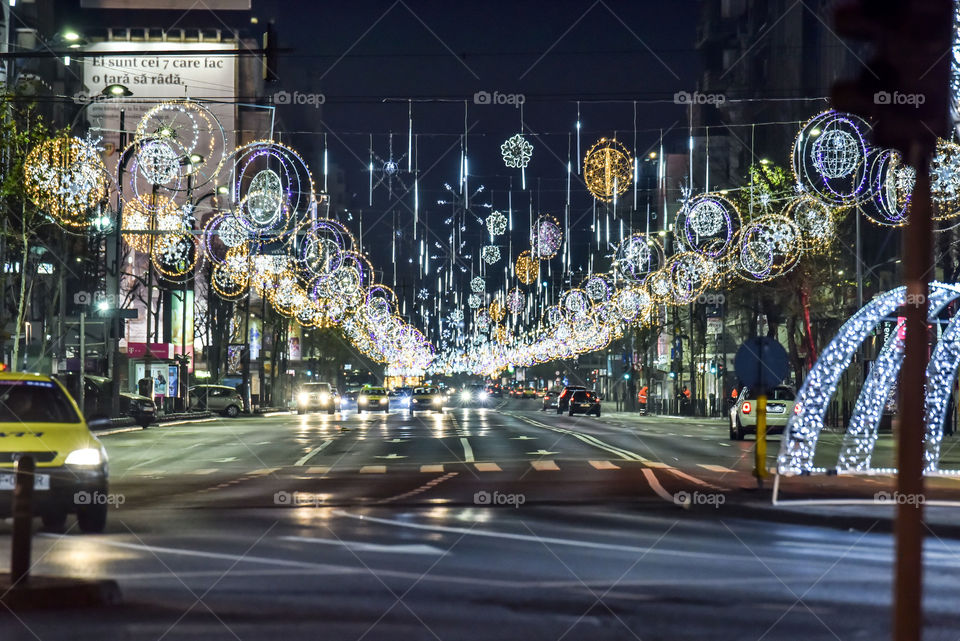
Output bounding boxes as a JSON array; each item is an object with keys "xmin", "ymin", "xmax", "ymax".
[
  {"xmin": 357, "ymin": 386, "xmax": 390, "ymax": 413},
  {"xmin": 0, "ymin": 372, "xmax": 110, "ymax": 533}
]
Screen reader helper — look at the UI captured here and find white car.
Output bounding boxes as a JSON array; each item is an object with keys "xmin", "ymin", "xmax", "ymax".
[{"xmin": 729, "ymin": 386, "xmax": 797, "ymax": 440}]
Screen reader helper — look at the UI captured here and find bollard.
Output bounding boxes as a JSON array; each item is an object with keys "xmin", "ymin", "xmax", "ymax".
[{"xmin": 11, "ymin": 455, "xmax": 35, "ymax": 586}]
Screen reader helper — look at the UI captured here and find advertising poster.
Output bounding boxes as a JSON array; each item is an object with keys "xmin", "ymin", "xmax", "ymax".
[{"xmin": 150, "ymin": 363, "xmax": 168, "ymax": 397}]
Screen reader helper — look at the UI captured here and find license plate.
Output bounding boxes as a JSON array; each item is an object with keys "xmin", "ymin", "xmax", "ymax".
[
  {"xmin": 0, "ymin": 473, "xmax": 50, "ymax": 491},
  {"xmin": 767, "ymin": 405, "xmax": 785, "ymax": 414}
]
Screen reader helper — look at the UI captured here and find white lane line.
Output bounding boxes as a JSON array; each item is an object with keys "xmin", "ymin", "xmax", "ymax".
[
  {"xmin": 359, "ymin": 465, "xmax": 387, "ymax": 474},
  {"xmin": 191, "ymin": 469, "xmax": 218, "ymax": 475},
  {"xmin": 306, "ymin": 466, "xmax": 330, "ymax": 474},
  {"xmin": 474, "ymin": 462, "xmax": 502, "ymax": 472},
  {"xmin": 512, "ymin": 414, "xmax": 652, "ymax": 463},
  {"xmin": 698, "ymin": 464, "xmax": 735, "ymax": 473},
  {"xmin": 589, "ymin": 460, "xmax": 620, "ymax": 470},
  {"xmin": 530, "ymin": 460, "xmax": 560, "ymax": 471},
  {"xmin": 641, "ymin": 468, "xmax": 676, "ymax": 503},
  {"xmin": 296, "ymin": 439, "xmax": 333, "ymax": 466},
  {"xmin": 261, "ymin": 411, "xmax": 294, "ymax": 417},
  {"xmin": 420, "ymin": 464, "xmax": 444, "ymax": 473},
  {"xmin": 279, "ymin": 536, "xmax": 445, "ymax": 556},
  {"xmin": 459, "ymin": 437, "xmax": 475, "ymax": 463}
]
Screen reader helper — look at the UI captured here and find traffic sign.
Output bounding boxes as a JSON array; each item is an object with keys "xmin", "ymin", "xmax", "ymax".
[{"xmin": 734, "ymin": 337, "xmax": 788, "ymax": 392}]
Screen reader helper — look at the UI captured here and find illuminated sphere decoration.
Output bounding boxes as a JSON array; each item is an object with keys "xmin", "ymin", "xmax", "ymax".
[
  {"xmin": 792, "ymin": 110, "xmax": 871, "ymax": 207},
  {"xmin": 531, "ymin": 214, "xmax": 563, "ymax": 260},
  {"xmin": 678, "ymin": 194, "xmax": 740, "ymax": 258},
  {"xmin": 735, "ymin": 215, "xmax": 801, "ymax": 282},
  {"xmin": 931, "ymin": 139, "xmax": 960, "ymax": 221},
  {"xmin": 121, "ymin": 194, "xmax": 178, "ymax": 253},
  {"xmin": 614, "ymin": 233, "xmax": 663, "ymax": 283},
  {"xmin": 152, "ymin": 232, "xmax": 197, "ymax": 279},
  {"xmin": 784, "ymin": 195, "xmax": 836, "ymax": 250},
  {"xmin": 24, "ymin": 135, "xmax": 109, "ymax": 229},
  {"xmin": 515, "ymin": 250, "xmax": 539, "ymax": 285},
  {"xmin": 137, "ymin": 138, "xmax": 183, "ymax": 185},
  {"xmin": 506, "ymin": 287, "xmax": 524, "ymax": 314},
  {"xmin": 489, "ymin": 299, "xmax": 506, "ymax": 323},
  {"xmin": 486, "ymin": 210, "xmax": 508, "ymax": 236},
  {"xmin": 136, "ymin": 100, "xmax": 227, "ymax": 189},
  {"xmin": 583, "ymin": 138, "xmax": 632, "ymax": 202}
]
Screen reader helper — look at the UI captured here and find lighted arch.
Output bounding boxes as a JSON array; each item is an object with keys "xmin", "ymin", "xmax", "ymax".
[{"xmin": 778, "ymin": 282, "xmax": 960, "ymax": 476}]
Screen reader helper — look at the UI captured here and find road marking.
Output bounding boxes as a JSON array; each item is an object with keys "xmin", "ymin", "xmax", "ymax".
[
  {"xmin": 530, "ymin": 460, "xmax": 560, "ymax": 471},
  {"xmin": 698, "ymin": 464, "xmax": 735, "ymax": 473},
  {"xmin": 643, "ymin": 462, "xmax": 672, "ymax": 469},
  {"xmin": 667, "ymin": 468, "xmax": 723, "ymax": 489},
  {"xmin": 717, "ymin": 442, "xmax": 732, "ymax": 447},
  {"xmin": 641, "ymin": 468, "xmax": 676, "ymax": 502},
  {"xmin": 510, "ymin": 435, "xmax": 537, "ymax": 440},
  {"xmin": 420, "ymin": 464, "xmax": 444, "ymax": 473},
  {"xmin": 589, "ymin": 460, "xmax": 620, "ymax": 470},
  {"xmin": 191, "ymin": 469, "xmax": 218, "ymax": 475},
  {"xmin": 512, "ymin": 414, "xmax": 651, "ymax": 462},
  {"xmin": 278, "ymin": 536, "xmax": 445, "ymax": 556},
  {"xmin": 296, "ymin": 439, "xmax": 334, "ymax": 466},
  {"xmin": 359, "ymin": 465, "xmax": 387, "ymax": 474},
  {"xmin": 307, "ymin": 466, "xmax": 330, "ymax": 474},
  {"xmin": 212, "ymin": 457, "xmax": 237, "ymax": 463},
  {"xmin": 460, "ymin": 437, "xmax": 475, "ymax": 463},
  {"xmin": 374, "ymin": 453, "xmax": 406, "ymax": 459},
  {"xmin": 474, "ymin": 462, "xmax": 501, "ymax": 472},
  {"xmin": 526, "ymin": 449, "xmax": 559, "ymax": 456}
]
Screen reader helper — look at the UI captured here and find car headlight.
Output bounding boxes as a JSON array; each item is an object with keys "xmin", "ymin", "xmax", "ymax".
[
  {"xmin": 65, "ymin": 448, "xmax": 104, "ymax": 466},
  {"xmin": 319, "ymin": 393, "xmax": 330, "ymax": 404},
  {"xmin": 359, "ymin": 395, "xmax": 368, "ymax": 404},
  {"xmin": 461, "ymin": 391, "xmax": 472, "ymax": 401},
  {"xmin": 479, "ymin": 391, "xmax": 488, "ymax": 400},
  {"xmin": 297, "ymin": 392, "xmax": 309, "ymax": 405},
  {"xmin": 433, "ymin": 396, "xmax": 442, "ymax": 405}
]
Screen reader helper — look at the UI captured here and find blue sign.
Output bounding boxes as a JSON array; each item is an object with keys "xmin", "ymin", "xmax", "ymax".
[{"xmin": 734, "ymin": 337, "xmax": 789, "ymax": 392}]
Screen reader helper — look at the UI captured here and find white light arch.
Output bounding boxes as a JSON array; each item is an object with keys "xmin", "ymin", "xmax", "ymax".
[{"xmin": 779, "ymin": 282, "xmax": 960, "ymax": 476}]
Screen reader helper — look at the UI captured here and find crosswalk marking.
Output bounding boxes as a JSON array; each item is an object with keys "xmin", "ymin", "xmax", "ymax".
[
  {"xmin": 641, "ymin": 468, "xmax": 675, "ymax": 503},
  {"xmin": 589, "ymin": 460, "xmax": 620, "ymax": 470},
  {"xmin": 698, "ymin": 464, "xmax": 735, "ymax": 473},
  {"xmin": 530, "ymin": 460, "xmax": 560, "ymax": 471},
  {"xmin": 474, "ymin": 462, "xmax": 502, "ymax": 472},
  {"xmin": 643, "ymin": 461, "xmax": 672, "ymax": 469},
  {"xmin": 420, "ymin": 464, "xmax": 444, "ymax": 473},
  {"xmin": 191, "ymin": 469, "xmax": 218, "ymax": 475},
  {"xmin": 359, "ymin": 465, "xmax": 387, "ymax": 474},
  {"xmin": 307, "ymin": 466, "xmax": 330, "ymax": 474}
]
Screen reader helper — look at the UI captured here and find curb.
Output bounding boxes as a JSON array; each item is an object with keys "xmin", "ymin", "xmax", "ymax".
[{"xmin": 0, "ymin": 574, "xmax": 121, "ymax": 610}]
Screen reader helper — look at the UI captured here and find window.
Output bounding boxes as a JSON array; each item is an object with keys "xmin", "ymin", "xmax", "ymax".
[{"xmin": 0, "ymin": 381, "xmax": 81, "ymax": 423}]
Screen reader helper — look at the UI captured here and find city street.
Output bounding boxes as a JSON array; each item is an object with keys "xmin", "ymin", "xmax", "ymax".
[{"xmin": 2, "ymin": 401, "xmax": 960, "ymax": 640}]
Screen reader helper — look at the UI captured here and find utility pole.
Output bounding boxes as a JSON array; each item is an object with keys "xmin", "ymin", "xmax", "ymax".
[{"xmin": 833, "ymin": 2, "xmax": 952, "ymax": 639}]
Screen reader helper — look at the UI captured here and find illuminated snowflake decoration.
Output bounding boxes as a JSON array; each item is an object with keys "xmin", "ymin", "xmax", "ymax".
[
  {"xmin": 481, "ymin": 245, "xmax": 501, "ymax": 265},
  {"xmin": 932, "ymin": 140, "xmax": 960, "ymax": 205},
  {"xmin": 417, "ymin": 288, "xmax": 430, "ymax": 301},
  {"xmin": 585, "ymin": 276, "xmax": 610, "ymax": 302},
  {"xmin": 470, "ymin": 276, "xmax": 485, "ymax": 293},
  {"xmin": 449, "ymin": 308, "xmax": 464, "ymax": 323},
  {"xmin": 468, "ymin": 293, "xmax": 483, "ymax": 309},
  {"xmin": 486, "ymin": 211, "xmax": 508, "ymax": 236},
  {"xmin": 500, "ymin": 134, "xmax": 533, "ymax": 169}
]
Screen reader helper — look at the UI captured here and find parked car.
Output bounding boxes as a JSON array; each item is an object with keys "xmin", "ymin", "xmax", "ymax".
[
  {"xmin": 189, "ymin": 384, "xmax": 244, "ymax": 417},
  {"xmin": 296, "ymin": 382, "xmax": 339, "ymax": 415},
  {"xmin": 567, "ymin": 390, "xmax": 602, "ymax": 417},
  {"xmin": 79, "ymin": 375, "xmax": 155, "ymax": 428},
  {"xmin": 542, "ymin": 390, "xmax": 558, "ymax": 411},
  {"xmin": 119, "ymin": 391, "xmax": 157, "ymax": 428},
  {"xmin": 556, "ymin": 385, "xmax": 587, "ymax": 414},
  {"xmin": 729, "ymin": 385, "xmax": 797, "ymax": 440}
]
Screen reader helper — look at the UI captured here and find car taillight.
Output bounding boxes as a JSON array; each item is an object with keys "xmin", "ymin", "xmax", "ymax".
[
  {"xmin": 793, "ymin": 403, "xmax": 802, "ymax": 415},
  {"xmin": 742, "ymin": 401, "xmax": 752, "ymax": 414}
]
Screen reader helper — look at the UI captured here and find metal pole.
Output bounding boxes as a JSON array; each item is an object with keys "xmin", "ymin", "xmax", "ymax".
[
  {"xmin": 894, "ymin": 143, "xmax": 931, "ymax": 641},
  {"xmin": 10, "ymin": 455, "xmax": 35, "ymax": 585},
  {"xmin": 79, "ymin": 311, "xmax": 85, "ymax": 416}
]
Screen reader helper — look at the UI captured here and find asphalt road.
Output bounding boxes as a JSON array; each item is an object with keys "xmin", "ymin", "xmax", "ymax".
[{"xmin": 2, "ymin": 400, "xmax": 959, "ymax": 640}]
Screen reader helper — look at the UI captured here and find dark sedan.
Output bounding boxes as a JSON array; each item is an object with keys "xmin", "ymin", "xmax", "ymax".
[{"xmin": 567, "ymin": 390, "xmax": 601, "ymax": 417}]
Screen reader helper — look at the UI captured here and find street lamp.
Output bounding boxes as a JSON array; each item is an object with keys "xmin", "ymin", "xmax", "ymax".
[{"xmin": 102, "ymin": 84, "xmax": 133, "ymax": 98}]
